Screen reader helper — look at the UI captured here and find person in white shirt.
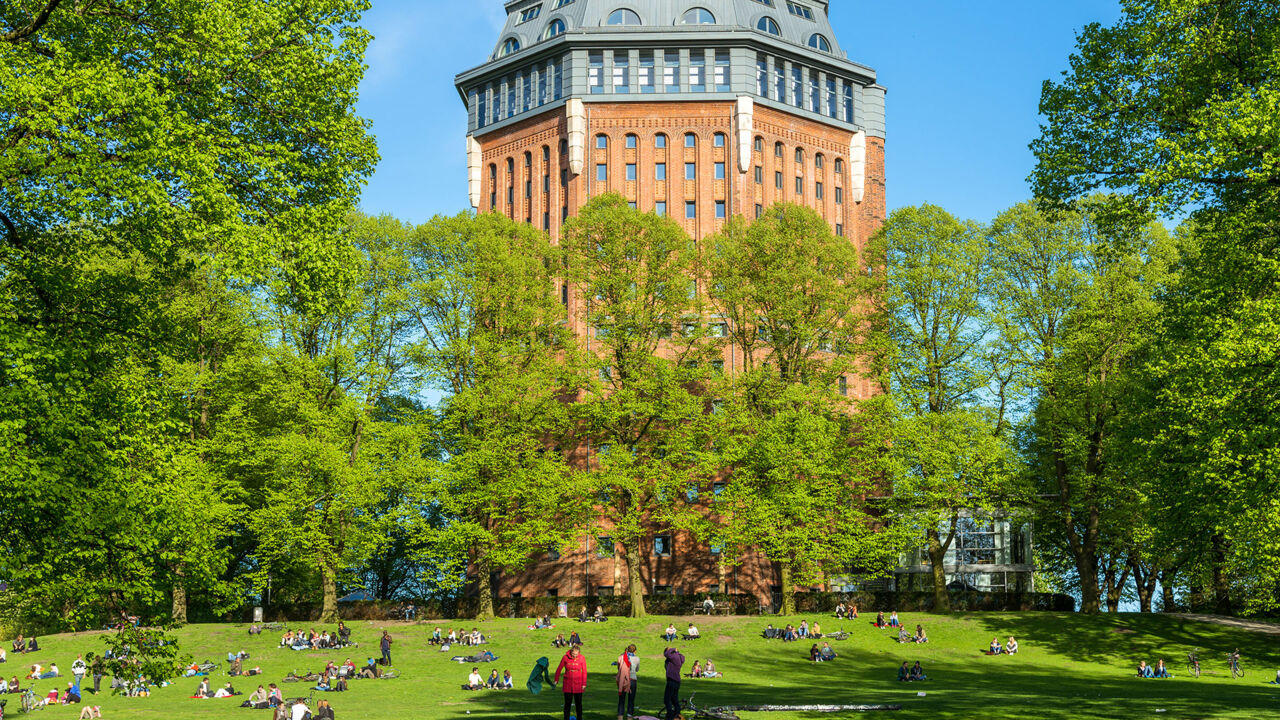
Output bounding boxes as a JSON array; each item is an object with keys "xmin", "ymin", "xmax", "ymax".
[
  {"xmin": 686, "ymin": 624, "xmax": 700, "ymax": 639},
  {"xmin": 664, "ymin": 624, "xmax": 677, "ymax": 641},
  {"xmin": 290, "ymin": 699, "xmax": 311, "ymax": 720},
  {"xmin": 466, "ymin": 667, "xmax": 484, "ymax": 690}
]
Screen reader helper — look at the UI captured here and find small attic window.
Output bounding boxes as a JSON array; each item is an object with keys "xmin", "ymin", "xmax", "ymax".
[
  {"xmin": 757, "ymin": 17, "xmax": 780, "ymax": 35},
  {"xmin": 498, "ymin": 37, "xmax": 521, "ymax": 57},
  {"xmin": 554, "ymin": 0, "xmax": 575, "ymax": 6},
  {"xmin": 809, "ymin": 33, "xmax": 831, "ymax": 52},
  {"xmin": 545, "ymin": 18, "xmax": 566, "ymax": 39},
  {"xmin": 681, "ymin": 8, "xmax": 716, "ymax": 24},
  {"xmin": 786, "ymin": 2, "xmax": 815, "ymax": 21},
  {"xmin": 607, "ymin": 8, "xmax": 641, "ymax": 25},
  {"xmin": 518, "ymin": 5, "xmax": 542, "ymax": 23}
]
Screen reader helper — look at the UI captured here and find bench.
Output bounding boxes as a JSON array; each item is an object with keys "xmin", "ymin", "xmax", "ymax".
[{"xmin": 691, "ymin": 602, "xmax": 734, "ymax": 616}]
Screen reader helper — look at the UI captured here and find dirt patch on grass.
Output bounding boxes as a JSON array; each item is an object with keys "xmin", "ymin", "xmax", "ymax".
[{"xmin": 1182, "ymin": 614, "xmax": 1280, "ymax": 636}]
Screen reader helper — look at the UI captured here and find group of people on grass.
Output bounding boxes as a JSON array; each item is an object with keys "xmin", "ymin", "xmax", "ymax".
[
  {"xmin": 899, "ymin": 624, "xmax": 929, "ymax": 644},
  {"xmin": 663, "ymin": 623, "xmax": 700, "ymax": 641},
  {"xmin": 463, "ymin": 666, "xmax": 515, "ymax": 690},
  {"xmin": 1136, "ymin": 659, "xmax": 1173, "ymax": 678},
  {"xmin": 762, "ymin": 619, "xmax": 823, "ymax": 641},
  {"xmin": 278, "ymin": 623, "xmax": 355, "ymax": 651},
  {"xmin": 897, "ymin": 660, "xmax": 928, "ymax": 682},
  {"xmin": 873, "ymin": 611, "xmax": 901, "ymax": 628},
  {"xmin": 578, "ymin": 605, "xmax": 608, "ymax": 623},
  {"xmin": 552, "ymin": 631, "xmax": 584, "ymax": 648},
  {"xmin": 988, "ymin": 636, "xmax": 1019, "ymax": 655},
  {"xmin": 429, "ymin": 626, "xmax": 487, "ymax": 648}
]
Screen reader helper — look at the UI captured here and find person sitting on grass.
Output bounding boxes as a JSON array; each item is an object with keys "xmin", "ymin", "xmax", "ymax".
[
  {"xmin": 1153, "ymin": 659, "xmax": 1172, "ymax": 678},
  {"xmin": 314, "ymin": 698, "xmax": 335, "ymax": 720},
  {"xmin": 875, "ymin": 611, "xmax": 886, "ymax": 628},
  {"xmin": 685, "ymin": 624, "xmax": 700, "ymax": 640},
  {"xmin": 11, "ymin": 637, "xmax": 22, "ymax": 655},
  {"xmin": 690, "ymin": 660, "xmax": 704, "ymax": 678},
  {"xmin": 195, "ymin": 679, "xmax": 213, "ymax": 698},
  {"xmin": 798, "ymin": 620, "xmax": 809, "ymax": 638},
  {"xmin": 850, "ymin": 604, "xmax": 859, "ymax": 620},
  {"xmin": 552, "ymin": 634, "xmax": 569, "ymax": 649},
  {"xmin": 78, "ymin": 705, "xmax": 103, "ymax": 720},
  {"xmin": 594, "ymin": 605, "xmax": 606, "ymax": 622},
  {"xmin": 910, "ymin": 661, "xmax": 927, "ymax": 681},
  {"xmin": 465, "ymin": 667, "xmax": 484, "ymax": 690},
  {"xmin": 1137, "ymin": 660, "xmax": 1153, "ymax": 678},
  {"xmin": 501, "ymin": 670, "xmax": 514, "ymax": 689},
  {"xmin": 63, "ymin": 681, "xmax": 82, "ymax": 704},
  {"xmin": 898, "ymin": 626, "xmax": 911, "ymax": 644},
  {"xmin": 835, "ymin": 603, "xmax": 847, "ymax": 619},
  {"xmin": 889, "ymin": 611, "xmax": 901, "ymax": 628},
  {"xmin": 898, "ymin": 661, "xmax": 910, "ymax": 682},
  {"xmin": 568, "ymin": 631, "xmax": 584, "ymax": 646},
  {"xmin": 915, "ymin": 625, "xmax": 928, "ymax": 644},
  {"xmin": 703, "ymin": 660, "xmax": 722, "ymax": 678},
  {"xmin": 487, "ymin": 669, "xmax": 500, "ymax": 689},
  {"xmin": 1005, "ymin": 636, "xmax": 1018, "ymax": 655},
  {"xmin": 783, "ymin": 625, "xmax": 798, "ymax": 642},
  {"xmin": 811, "ymin": 622, "xmax": 822, "ymax": 639},
  {"xmin": 813, "ymin": 643, "xmax": 837, "ymax": 662},
  {"xmin": 26, "ymin": 638, "xmax": 38, "ymax": 653},
  {"xmin": 989, "ymin": 637, "xmax": 1003, "ymax": 655},
  {"xmin": 247, "ymin": 685, "xmax": 268, "ymax": 707},
  {"xmin": 268, "ymin": 683, "xmax": 282, "ymax": 707},
  {"xmin": 664, "ymin": 623, "xmax": 678, "ymax": 642},
  {"xmin": 762, "ymin": 624, "xmax": 778, "ymax": 639},
  {"xmin": 214, "ymin": 682, "xmax": 239, "ymax": 698}
]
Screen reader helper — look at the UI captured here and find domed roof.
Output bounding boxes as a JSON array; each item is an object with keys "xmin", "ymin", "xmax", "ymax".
[{"xmin": 488, "ymin": 0, "xmax": 847, "ymax": 63}]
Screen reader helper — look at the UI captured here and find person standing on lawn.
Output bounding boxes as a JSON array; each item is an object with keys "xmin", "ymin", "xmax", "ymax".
[
  {"xmin": 554, "ymin": 645, "xmax": 587, "ymax": 720},
  {"xmin": 379, "ymin": 631, "xmax": 393, "ymax": 666},
  {"xmin": 663, "ymin": 646, "xmax": 685, "ymax": 720}
]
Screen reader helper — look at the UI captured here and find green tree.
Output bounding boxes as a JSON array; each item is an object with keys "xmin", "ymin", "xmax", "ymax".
[
  {"xmin": 704, "ymin": 204, "xmax": 900, "ymax": 615},
  {"xmin": 876, "ymin": 204, "xmax": 1014, "ymax": 612},
  {"xmin": 402, "ymin": 211, "xmax": 586, "ymax": 620},
  {"xmin": 561, "ymin": 194, "xmax": 715, "ymax": 619}
]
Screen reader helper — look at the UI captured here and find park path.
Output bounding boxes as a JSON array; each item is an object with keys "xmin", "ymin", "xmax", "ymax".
[{"xmin": 1181, "ymin": 614, "xmax": 1280, "ymax": 636}]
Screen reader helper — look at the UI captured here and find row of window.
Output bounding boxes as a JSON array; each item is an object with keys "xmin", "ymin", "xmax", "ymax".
[
  {"xmin": 498, "ymin": 4, "xmax": 832, "ymax": 60},
  {"xmin": 588, "ymin": 49, "xmax": 731, "ymax": 94},
  {"xmin": 474, "ymin": 59, "xmax": 563, "ymax": 129},
  {"xmin": 757, "ymin": 52, "xmax": 855, "ymax": 122}
]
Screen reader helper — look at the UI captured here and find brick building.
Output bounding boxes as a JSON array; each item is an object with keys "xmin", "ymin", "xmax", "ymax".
[{"xmin": 454, "ymin": 0, "xmax": 887, "ymax": 604}]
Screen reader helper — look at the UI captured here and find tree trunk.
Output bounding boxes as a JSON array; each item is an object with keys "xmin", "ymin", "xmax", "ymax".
[
  {"xmin": 624, "ymin": 539, "xmax": 646, "ymax": 618},
  {"xmin": 717, "ymin": 559, "xmax": 727, "ymax": 595},
  {"xmin": 1159, "ymin": 569, "xmax": 1177, "ymax": 612},
  {"xmin": 925, "ymin": 528, "xmax": 951, "ymax": 613},
  {"xmin": 475, "ymin": 551, "xmax": 495, "ymax": 620},
  {"xmin": 171, "ymin": 565, "xmax": 188, "ymax": 625},
  {"xmin": 779, "ymin": 560, "xmax": 796, "ymax": 616},
  {"xmin": 1104, "ymin": 560, "xmax": 1129, "ymax": 613},
  {"xmin": 1210, "ymin": 534, "xmax": 1231, "ymax": 615},
  {"xmin": 320, "ymin": 560, "xmax": 339, "ymax": 623},
  {"xmin": 1077, "ymin": 557, "xmax": 1101, "ymax": 614}
]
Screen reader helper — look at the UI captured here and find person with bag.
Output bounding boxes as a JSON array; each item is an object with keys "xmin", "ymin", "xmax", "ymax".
[
  {"xmin": 554, "ymin": 645, "xmax": 587, "ymax": 720},
  {"xmin": 614, "ymin": 644, "xmax": 637, "ymax": 720}
]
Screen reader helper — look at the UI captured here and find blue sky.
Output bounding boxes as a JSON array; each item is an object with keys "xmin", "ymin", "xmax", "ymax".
[{"xmin": 354, "ymin": 0, "xmax": 1122, "ymax": 225}]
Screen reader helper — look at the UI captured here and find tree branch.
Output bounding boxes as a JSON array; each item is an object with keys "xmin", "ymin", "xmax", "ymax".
[{"xmin": 3, "ymin": 0, "xmax": 64, "ymax": 43}]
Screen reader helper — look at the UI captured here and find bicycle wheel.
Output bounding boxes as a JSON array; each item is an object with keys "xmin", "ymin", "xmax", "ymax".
[{"xmin": 1234, "ymin": 664, "xmax": 1245, "ymax": 680}]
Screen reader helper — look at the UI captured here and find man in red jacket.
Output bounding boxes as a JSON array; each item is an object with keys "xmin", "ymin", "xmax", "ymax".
[{"xmin": 554, "ymin": 645, "xmax": 587, "ymax": 720}]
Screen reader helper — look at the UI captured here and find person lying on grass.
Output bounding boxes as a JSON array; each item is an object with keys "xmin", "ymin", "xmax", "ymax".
[{"xmin": 214, "ymin": 682, "xmax": 239, "ymax": 698}]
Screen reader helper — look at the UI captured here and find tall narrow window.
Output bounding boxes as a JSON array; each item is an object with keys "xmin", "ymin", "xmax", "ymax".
[
  {"xmin": 614, "ymin": 50, "xmax": 630, "ymax": 93},
  {"xmin": 714, "ymin": 161, "xmax": 725, "ymax": 179},
  {"xmin": 507, "ymin": 76, "xmax": 517, "ymax": 118},
  {"xmin": 476, "ymin": 88, "xmax": 487, "ymax": 128},
  {"xmin": 835, "ymin": 186, "xmax": 843, "ymax": 204},
  {"xmin": 810, "ymin": 73, "xmax": 820, "ymax": 112},
  {"xmin": 714, "ymin": 50, "xmax": 730, "ymax": 92},
  {"xmin": 685, "ymin": 201, "xmax": 697, "ymax": 219},
  {"xmin": 843, "ymin": 84, "xmax": 854, "ymax": 123},
  {"xmin": 685, "ymin": 162, "xmax": 697, "ymax": 180},
  {"xmin": 639, "ymin": 51, "xmax": 655, "ymax": 93},
  {"xmin": 715, "ymin": 201, "xmax": 726, "ymax": 218},
  {"xmin": 596, "ymin": 163, "xmax": 607, "ymax": 181},
  {"xmin": 689, "ymin": 53, "xmax": 706, "ymax": 92},
  {"xmin": 540, "ymin": 65, "xmax": 550, "ymax": 105},
  {"xmin": 655, "ymin": 133, "xmax": 668, "ymax": 148},
  {"xmin": 685, "ymin": 133, "xmax": 697, "ymax": 148},
  {"xmin": 523, "ymin": 71, "xmax": 533, "ymax": 112},
  {"xmin": 655, "ymin": 162, "xmax": 667, "ymax": 180},
  {"xmin": 826, "ymin": 78, "xmax": 837, "ymax": 117},
  {"xmin": 553, "ymin": 59, "xmax": 563, "ymax": 99},
  {"xmin": 791, "ymin": 66, "xmax": 803, "ymax": 108},
  {"xmin": 775, "ymin": 60, "xmax": 785, "ymax": 100},
  {"xmin": 626, "ymin": 134, "xmax": 637, "ymax": 149},
  {"xmin": 664, "ymin": 51, "xmax": 680, "ymax": 92},
  {"xmin": 656, "ymin": 201, "xmax": 667, "ymax": 216},
  {"xmin": 589, "ymin": 51, "xmax": 604, "ymax": 93},
  {"xmin": 626, "ymin": 163, "xmax": 637, "ymax": 181},
  {"xmin": 597, "ymin": 134, "xmax": 609, "ymax": 149},
  {"xmin": 756, "ymin": 54, "xmax": 768, "ymax": 97}
]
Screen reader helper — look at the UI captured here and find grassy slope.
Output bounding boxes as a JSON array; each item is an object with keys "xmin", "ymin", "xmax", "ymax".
[{"xmin": 12, "ymin": 612, "xmax": 1280, "ymax": 719}]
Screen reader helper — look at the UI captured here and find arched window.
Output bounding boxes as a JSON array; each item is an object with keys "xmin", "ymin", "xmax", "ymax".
[
  {"xmin": 834, "ymin": 158, "xmax": 844, "ymax": 174},
  {"xmin": 815, "ymin": 153, "xmax": 824, "ymax": 169},
  {"xmin": 754, "ymin": 136, "xmax": 764, "ymax": 152},
  {"xmin": 774, "ymin": 141, "xmax": 784, "ymax": 158},
  {"xmin": 757, "ymin": 17, "xmax": 780, "ymax": 35},
  {"xmin": 607, "ymin": 8, "xmax": 641, "ymax": 25},
  {"xmin": 808, "ymin": 34, "xmax": 830, "ymax": 52},
  {"xmin": 684, "ymin": 132, "xmax": 697, "ymax": 148},
  {"xmin": 545, "ymin": 19, "xmax": 567, "ymax": 39},
  {"xmin": 498, "ymin": 37, "xmax": 520, "ymax": 57},
  {"xmin": 681, "ymin": 7, "xmax": 716, "ymax": 24},
  {"xmin": 713, "ymin": 132, "xmax": 726, "ymax": 148},
  {"xmin": 795, "ymin": 148, "xmax": 805, "ymax": 164},
  {"xmin": 596, "ymin": 134, "xmax": 609, "ymax": 149},
  {"xmin": 626, "ymin": 133, "xmax": 638, "ymax": 148},
  {"xmin": 655, "ymin": 133, "xmax": 668, "ymax": 148}
]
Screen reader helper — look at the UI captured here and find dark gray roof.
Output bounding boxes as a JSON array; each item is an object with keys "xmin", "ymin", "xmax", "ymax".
[{"xmin": 489, "ymin": 0, "xmax": 851, "ymax": 68}]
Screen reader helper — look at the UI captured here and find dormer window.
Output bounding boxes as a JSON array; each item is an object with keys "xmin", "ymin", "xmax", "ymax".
[
  {"xmin": 809, "ymin": 33, "xmax": 830, "ymax": 52},
  {"xmin": 518, "ymin": 4, "xmax": 542, "ymax": 23},
  {"xmin": 757, "ymin": 16, "xmax": 781, "ymax": 35},
  {"xmin": 680, "ymin": 7, "xmax": 716, "ymax": 24},
  {"xmin": 786, "ymin": 2, "xmax": 815, "ymax": 20},
  {"xmin": 553, "ymin": 0, "xmax": 575, "ymax": 6},
  {"xmin": 498, "ymin": 37, "xmax": 521, "ymax": 57},
  {"xmin": 545, "ymin": 18, "xmax": 566, "ymax": 39},
  {"xmin": 607, "ymin": 8, "xmax": 641, "ymax": 25}
]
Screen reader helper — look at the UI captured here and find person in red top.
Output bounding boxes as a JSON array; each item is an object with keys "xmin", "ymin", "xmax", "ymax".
[{"xmin": 554, "ymin": 645, "xmax": 587, "ymax": 720}]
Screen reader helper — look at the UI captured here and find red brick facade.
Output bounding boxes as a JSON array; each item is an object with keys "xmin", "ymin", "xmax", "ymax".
[{"xmin": 473, "ymin": 99, "xmax": 887, "ymax": 603}]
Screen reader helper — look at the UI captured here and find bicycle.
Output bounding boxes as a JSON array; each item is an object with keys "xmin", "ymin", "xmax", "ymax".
[
  {"xmin": 19, "ymin": 688, "xmax": 42, "ymax": 713},
  {"xmin": 1185, "ymin": 651, "xmax": 1200, "ymax": 678},
  {"xmin": 1227, "ymin": 650, "xmax": 1244, "ymax": 679},
  {"xmin": 682, "ymin": 692, "xmax": 740, "ymax": 720}
]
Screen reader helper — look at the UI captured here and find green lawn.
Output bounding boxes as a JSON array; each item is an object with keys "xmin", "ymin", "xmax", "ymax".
[{"xmin": 12, "ymin": 612, "xmax": 1280, "ymax": 719}]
